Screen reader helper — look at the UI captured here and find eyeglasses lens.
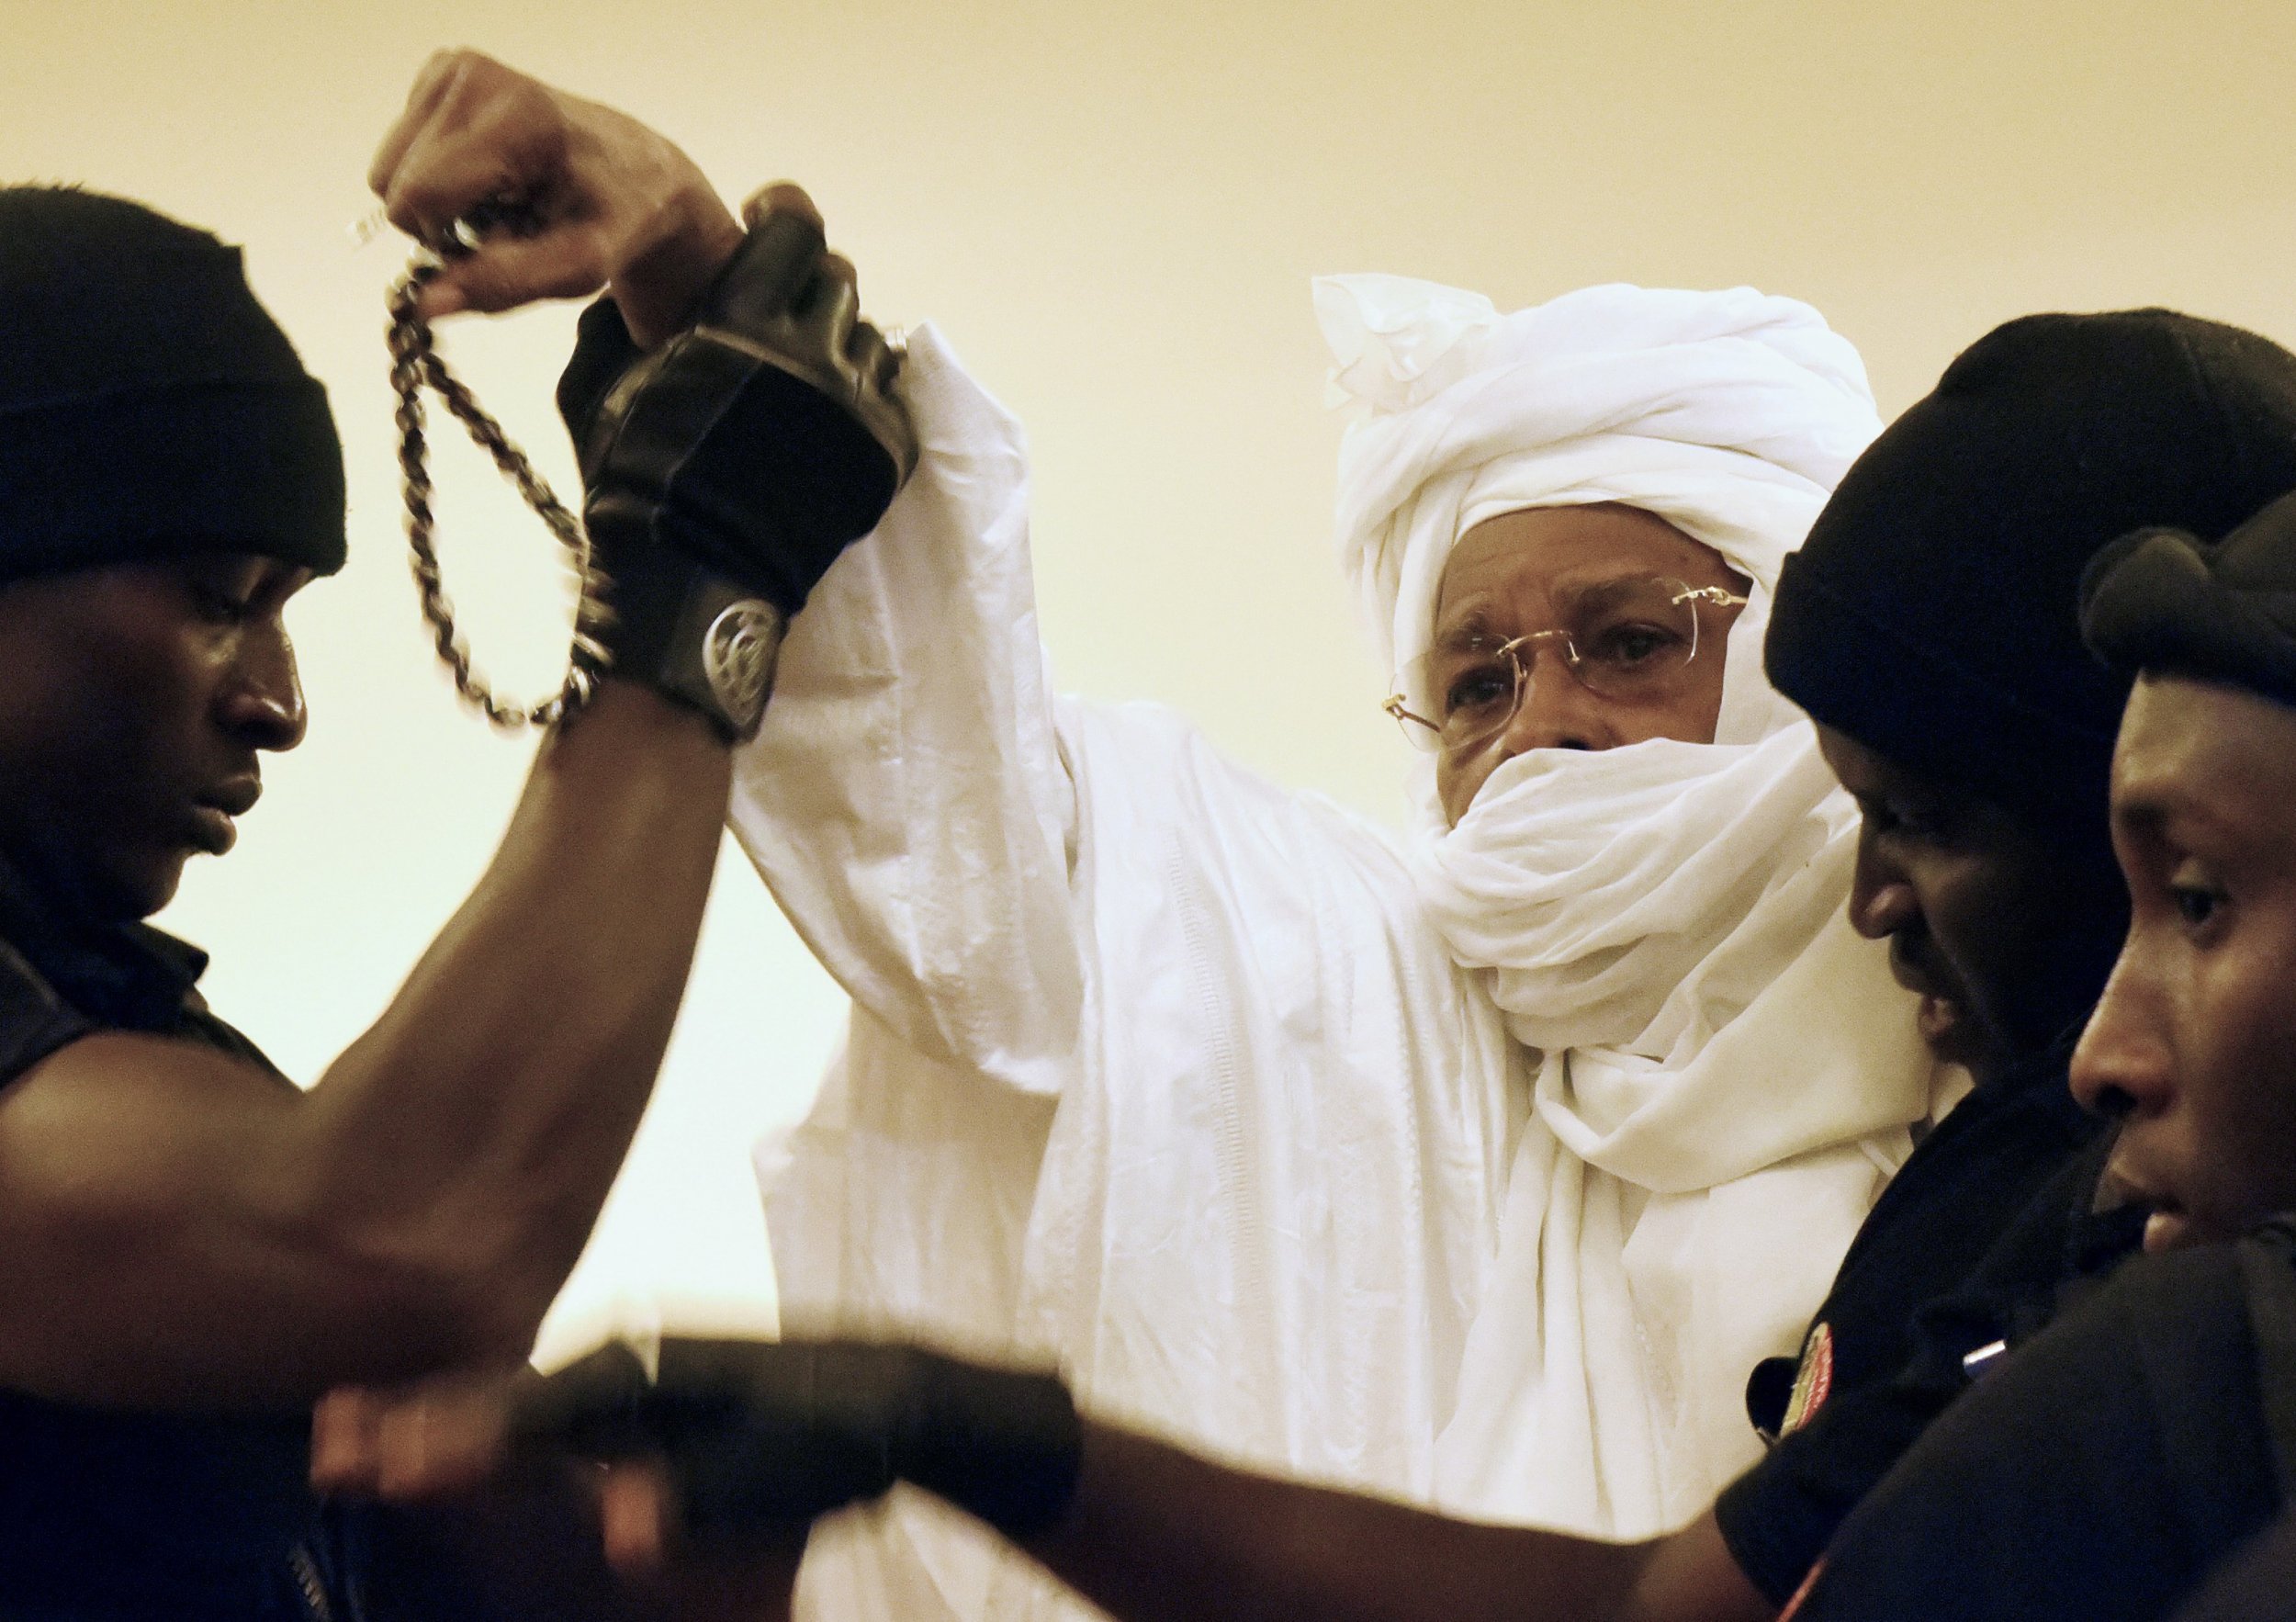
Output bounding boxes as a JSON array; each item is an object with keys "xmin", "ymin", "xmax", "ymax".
[{"xmin": 1565, "ymin": 578, "xmax": 1703, "ymax": 697}]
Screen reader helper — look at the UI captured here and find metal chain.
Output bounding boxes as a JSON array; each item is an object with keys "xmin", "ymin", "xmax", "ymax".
[{"xmin": 388, "ymin": 258, "xmax": 613, "ymax": 729}]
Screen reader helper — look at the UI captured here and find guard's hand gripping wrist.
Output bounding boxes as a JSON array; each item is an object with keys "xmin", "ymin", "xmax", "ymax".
[
  {"xmin": 556, "ymin": 198, "xmax": 917, "ymax": 738},
  {"xmin": 513, "ymin": 1337, "xmax": 1082, "ymax": 1542}
]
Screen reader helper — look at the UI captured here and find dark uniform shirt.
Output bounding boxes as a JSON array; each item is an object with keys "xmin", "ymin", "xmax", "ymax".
[
  {"xmin": 0, "ymin": 856, "xmax": 363, "ymax": 1621},
  {"xmin": 2167, "ymin": 1506, "xmax": 2296, "ymax": 1622},
  {"xmin": 1712, "ymin": 1042, "xmax": 2144, "ymax": 1605},
  {"xmin": 1791, "ymin": 1221, "xmax": 2296, "ymax": 1621}
]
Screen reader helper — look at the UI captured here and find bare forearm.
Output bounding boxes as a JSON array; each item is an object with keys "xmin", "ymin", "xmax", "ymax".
[
  {"xmin": 321, "ymin": 1343, "xmax": 1772, "ymax": 1622},
  {"xmin": 296, "ymin": 681, "xmax": 730, "ymax": 1357},
  {"xmin": 1023, "ymin": 1423, "xmax": 1651, "ymax": 1622},
  {"xmin": 0, "ymin": 684, "xmax": 736, "ymax": 1404}
]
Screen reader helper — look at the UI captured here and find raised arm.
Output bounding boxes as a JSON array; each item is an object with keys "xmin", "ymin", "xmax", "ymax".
[
  {"xmin": 726, "ymin": 316, "xmax": 1086, "ymax": 1089},
  {"xmin": 0, "ymin": 50, "xmax": 914, "ymax": 1409},
  {"xmin": 0, "ymin": 684, "xmax": 730, "ymax": 1405}
]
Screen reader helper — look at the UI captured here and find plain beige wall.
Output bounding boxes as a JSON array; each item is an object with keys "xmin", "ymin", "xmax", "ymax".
[{"xmin": 6, "ymin": 0, "xmax": 2294, "ymax": 1354}]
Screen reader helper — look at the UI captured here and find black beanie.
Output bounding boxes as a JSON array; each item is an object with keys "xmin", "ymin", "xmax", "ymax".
[
  {"xmin": 2081, "ymin": 488, "xmax": 2296, "ymax": 706},
  {"xmin": 1765, "ymin": 309, "xmax": 2296, "ymax": 857},
  {"xmin": 0, "ymin": 186, "xmax": 346, "ymax": 583}
]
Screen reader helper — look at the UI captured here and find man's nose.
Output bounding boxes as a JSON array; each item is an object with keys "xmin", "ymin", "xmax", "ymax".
[
  {"xmin": 1845, "ymin": 826, "xmax": 1917, "ymax": 940},
  {"xmin": 1497, "ymin": 645, "xmax": 1609, "ymax": 754},
  {"xmin": 2068, "ymin": 945, "xmax": 2174, "ymax": 1121},
  {"xmin": 218, "ymin": 629, "xmax": 308, "ymax": 751}
]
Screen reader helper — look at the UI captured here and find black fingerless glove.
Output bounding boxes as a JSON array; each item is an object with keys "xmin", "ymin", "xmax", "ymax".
[
  {"xmin": 514, "ymin": 1337, "xmax": 1082, "ymax": 1542},
  {"xmin": 558, "ymin": 207, "xmax": 913, "ymax": 614},
  {"xmin": 554, "ymin": 202, "xmax": 917, "ymax": 740}
]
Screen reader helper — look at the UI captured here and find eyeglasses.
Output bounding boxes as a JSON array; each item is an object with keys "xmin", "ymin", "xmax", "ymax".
[{"xmin": 1383, "ymin": 576, "xmax": 1749, "ymax": 755}]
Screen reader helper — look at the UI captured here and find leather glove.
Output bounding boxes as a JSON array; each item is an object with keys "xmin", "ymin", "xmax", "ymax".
[
  {"xmin": 555, "ymin": 198, "xmax": 917, "ymax": 739},
  {"xmin": 512, "ymin": 1337, "xmax": 1082, "ymax": 1542}
]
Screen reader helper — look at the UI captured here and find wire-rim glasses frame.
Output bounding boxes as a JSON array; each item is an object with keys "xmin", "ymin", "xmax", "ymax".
[{"xmin": 1382, "ymin": 579, "xmax": 1750, "ymax": 755}]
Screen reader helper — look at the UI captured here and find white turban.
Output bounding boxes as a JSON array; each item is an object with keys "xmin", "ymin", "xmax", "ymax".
[{"xmin": 1319, "ymin": 275, "xmax": 1882, "ymax": 748}]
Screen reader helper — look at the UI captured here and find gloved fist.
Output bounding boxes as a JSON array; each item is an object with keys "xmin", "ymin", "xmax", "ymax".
[
  {"xmin": 511, "ymin": 1336, "xmax": 1081, "ymax": 1545},
  {"xmin": 558, "ymin": 195, "xmax": 916, "ymax": 621}
]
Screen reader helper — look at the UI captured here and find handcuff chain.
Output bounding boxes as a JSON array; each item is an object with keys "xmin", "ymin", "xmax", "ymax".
[{"xmin": 388, "ymin": 259, "xmax": 613, "ymax": 730}]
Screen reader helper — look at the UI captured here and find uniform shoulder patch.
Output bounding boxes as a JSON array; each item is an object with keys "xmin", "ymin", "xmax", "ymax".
[{"xmin": 1780, "ymin": 1321, "xmax": 1835, "ymax": 1436}]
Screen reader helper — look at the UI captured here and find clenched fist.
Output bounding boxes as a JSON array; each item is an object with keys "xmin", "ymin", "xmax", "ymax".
[{"xmin": 369, "ymin": 49, "xmax": 753, "ymax": 344}]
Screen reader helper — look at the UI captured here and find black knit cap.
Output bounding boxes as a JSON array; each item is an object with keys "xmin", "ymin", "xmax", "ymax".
[
  {"xmin": 0, "ymin": 186, "xmax": 345, "ymax": 582},
  {"xmin": 1765, "ymin": 309, "xmax": 2296, "ymax": 857},
  {"xmin": 2081, "ymin": 487, "xmax": 2296, "ymax": 705}
]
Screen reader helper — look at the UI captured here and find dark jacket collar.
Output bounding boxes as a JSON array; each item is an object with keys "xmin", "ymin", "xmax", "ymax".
[{"xmin": 0, "ymin": 852, "xmax": 207, "ymax": 1031}]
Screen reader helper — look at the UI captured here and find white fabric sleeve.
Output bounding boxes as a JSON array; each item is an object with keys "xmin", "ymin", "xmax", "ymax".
[
  {"xmin": 757, "ymin": 1005, "xmax": 1056, "ymax": 1354},
  {"xmin": 726, "ymin": 326, "xmax": 1081, "ymax": 1098}
]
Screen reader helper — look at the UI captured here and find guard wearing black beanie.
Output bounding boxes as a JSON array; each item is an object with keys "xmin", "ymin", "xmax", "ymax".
[
  {"xmin": 0, "ymin": 186, "xmax": 346, "ymax": 582},
  {"xmin": 1766, "ymin": 308, "xmax": 2296, "ymax": 865},
  {"xmin": 1695, "ymin": 310, "xmax": 2296, "ymax": 1610},
  {"xmin": 1772, "ymin": 459, "xmax": 2296, "ymax": 1622},
  {"xmin": 0, "ymin": 88, "xmax": 916, "ymax": 1613}
]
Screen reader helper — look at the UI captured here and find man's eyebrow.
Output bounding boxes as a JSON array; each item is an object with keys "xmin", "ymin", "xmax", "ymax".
[
  {"xmin": 1559, "ymin": 573, "xmax": 1659, "ymax": 614},
  {"xmin": 1431, "ymin": 568, "xmax": 1687, "ymax": 651},
  {"xmin": 1429, "ymin": 607, "xmax": 1509, "ymax": 655},
  {"xmin": 2110, "ymin": 795, "xmax": 2168, "ymax": 839},
  {"xmin": 2110, "ymin": 788, "xmax": 2245, "ymax": 855}
]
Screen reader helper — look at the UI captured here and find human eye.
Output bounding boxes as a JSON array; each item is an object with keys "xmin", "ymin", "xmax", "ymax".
[
  {"xmin": 186, "ymin": 581, "xmax": 251, "ymax": 625},
  {"xmin": 1583, "ymin": 619, "xmax": 1684, "ymax": 669},
  {"xmin": 1862, "ymin": 794, "xmax": 1950, "ymax": 846},
  {"xmin": 1569, "ymin": 580, "xmax": 1695, "ymax": 675},
  {"xmin": 2166, "ymin": 860, "xmax": 2227, "ymax": 935},
  {"xmin": 179, "ymin": 562, "xmax": 258, "ymax": 625},
  {"xmin": 1444, "ymin": 658, "xmax": 1515, "ymax": 719}
]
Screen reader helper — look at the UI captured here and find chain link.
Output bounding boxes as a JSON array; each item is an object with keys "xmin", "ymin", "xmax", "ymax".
[{"xmin": 388, "ymin": 259, "xmax": 613, "ymax": 729}]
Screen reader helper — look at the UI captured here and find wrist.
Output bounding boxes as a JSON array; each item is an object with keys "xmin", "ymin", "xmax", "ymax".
[
  {"xmin": 587, "ymin": 548, "xmax": 785, "ymax": 744},
  {"xmin": 610, "ymin": 185, "xmax": 745, "ymax": 348},
  {"xmin": 897, "ymin": 1352, "xmax": 1084, "ymax": 1538}
]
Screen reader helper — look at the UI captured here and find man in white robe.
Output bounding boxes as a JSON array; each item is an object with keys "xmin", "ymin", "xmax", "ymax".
[{"xmin": 734, "ymin": 272, "xmax": 1938, "ymax": 1616}]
